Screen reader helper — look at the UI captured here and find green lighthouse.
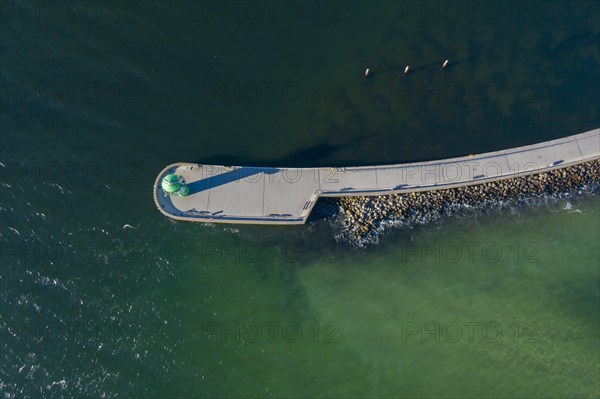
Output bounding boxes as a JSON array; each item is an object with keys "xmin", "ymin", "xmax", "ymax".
[{"xmin": 161, "ymin": 174, "xmax": 190, "ymax": 196}]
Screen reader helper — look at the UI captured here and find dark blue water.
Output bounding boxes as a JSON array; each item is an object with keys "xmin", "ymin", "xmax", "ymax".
[{"xmin": 1, "ymin": 1, "xmax": 599, "ymax": 397}]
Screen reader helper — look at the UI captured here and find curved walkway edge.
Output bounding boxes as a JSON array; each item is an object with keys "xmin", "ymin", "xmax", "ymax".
[{"xmin": 153, "ymin": 128, "xmax": 600, "ymax": 224}]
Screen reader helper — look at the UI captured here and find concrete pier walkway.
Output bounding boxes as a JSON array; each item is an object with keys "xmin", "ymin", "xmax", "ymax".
[{"xmin": 153, "ymin": 128, "xmax": 600, "ymax": 224}]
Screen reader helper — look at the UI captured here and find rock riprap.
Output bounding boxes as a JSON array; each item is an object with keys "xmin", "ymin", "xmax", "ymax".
[{"xmin": 335, "ymin": 160, "xmax": 600, "ymax": 242}]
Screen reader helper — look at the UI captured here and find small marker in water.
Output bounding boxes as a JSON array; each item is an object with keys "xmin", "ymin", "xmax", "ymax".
[
  {"xmin": 441, "ymin": 59, "xmax": 449, "ymax": 69},
  {"xmin": 364, "ymin": 68, "xmax": 370, "ymax": 78},
  {"xmin": 403, "ymin": 66, "xmax": 410, "ymax": 75}
]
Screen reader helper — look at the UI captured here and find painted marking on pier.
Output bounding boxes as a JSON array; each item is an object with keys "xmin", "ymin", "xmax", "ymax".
[{"xmin": 574, "ymin": 136, "xmax": 584, "ymax": 158}]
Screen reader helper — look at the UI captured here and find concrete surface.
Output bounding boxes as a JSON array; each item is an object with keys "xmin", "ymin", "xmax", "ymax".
[{"xmin": 153, "ymin": 128, "xmax": 600, "ymax": 224}]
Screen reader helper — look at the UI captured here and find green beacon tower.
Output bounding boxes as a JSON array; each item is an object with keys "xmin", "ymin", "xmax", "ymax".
[{"xmin": 161, "ymin": 173, "xmax": 190, "ymax": 197}]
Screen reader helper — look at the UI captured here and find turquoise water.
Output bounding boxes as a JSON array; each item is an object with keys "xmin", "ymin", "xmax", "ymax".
[{"xmin": 1, "ymin": 1, "xmax": 599, "ymax": 397}]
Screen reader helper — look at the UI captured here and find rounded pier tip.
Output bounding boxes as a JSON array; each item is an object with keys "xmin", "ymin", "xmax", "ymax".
[
  {"xmin": 403, "ymin": 66, "xmax": 410, "ymax": 75},
  {"xmin": 364, "ymin": 68, "xmax": 370, "ymax": 78}
]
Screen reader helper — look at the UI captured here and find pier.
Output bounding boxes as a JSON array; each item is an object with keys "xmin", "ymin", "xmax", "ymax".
[{"xmin": 153, "ymin": 128, "xmax": 600, "ymax": 224}]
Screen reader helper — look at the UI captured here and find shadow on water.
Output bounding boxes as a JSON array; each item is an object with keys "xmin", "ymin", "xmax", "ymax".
[
  {"xmin": 194, "ymin": 134, "xmax": 378, "ymax": 168},
  {"xmin": 550, "ymin": 31, "xmax": 600, "ymax": 54},
  {"xmin": 305, "ymin": 197, "xmax": 341, "ymax": 224}
]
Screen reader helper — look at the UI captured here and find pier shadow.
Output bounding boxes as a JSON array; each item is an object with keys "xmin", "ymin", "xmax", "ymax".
[
  {"xmin": 305, "ymin": 197, "xmax": 341, "ymax": 224},
  {"xmin": 550, "ymin": 31, "xmax": 600, "ymax": 54},
  {"xmin": 186, "ymin": 167, "xmax": 278, "ymax": 194},
  {"xmin": 281, "ymin": 134, "xmax": 376, "ymax": 166},
  {"xmin": 194, "ymin": 134, "xmax": 377, "ymax": 168}
]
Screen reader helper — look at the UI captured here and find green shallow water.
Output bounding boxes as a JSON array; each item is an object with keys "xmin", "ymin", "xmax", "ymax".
[
  {"xmin": 298, "ymin": 197, "xmax": 600, "ymax": 398},
  {"xmin": 137, "ymin": 195, "xmax": 598, "ymax": 398},
  {"xmin": 1, "ymin": 0, "xmax": 599, "ymax": 397}
]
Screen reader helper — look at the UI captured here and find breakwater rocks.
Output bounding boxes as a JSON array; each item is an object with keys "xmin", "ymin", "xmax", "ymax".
[{"xmin": 335, "ymin": 160, "xmax": 600, "ymax": 244}]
